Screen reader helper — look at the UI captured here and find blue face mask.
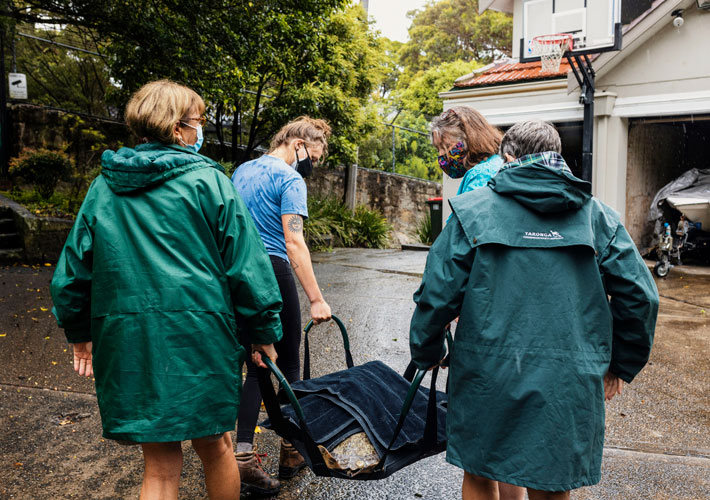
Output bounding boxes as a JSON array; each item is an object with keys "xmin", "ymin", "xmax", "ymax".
[{"xmin": 179, "ymin": 121, "xmax": 204, "ymax": 153}]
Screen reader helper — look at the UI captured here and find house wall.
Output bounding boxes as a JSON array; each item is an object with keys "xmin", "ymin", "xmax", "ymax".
[
  {"xmin": 595, "ymin": 5, "xmax": 710, "ymax": 106},
  {"xmin": 440, "ymin": 2, "xmax": 710, "ymax": 236}
]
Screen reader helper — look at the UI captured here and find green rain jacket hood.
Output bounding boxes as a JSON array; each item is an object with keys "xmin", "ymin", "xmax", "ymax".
[
  {"xmin": 489, "ymin": 163, "xmax": 591, "ymax": 213},
  {"xmin": 51, "ymin": 143, "xmax": 283, "ymax": 443},
  {"xmin": 101, "ymin": 143, "xmax": 219, "ymax": 193},
  {"xmin": 409, "ymin": 157, "xmax": 658, "ymax": 491}
]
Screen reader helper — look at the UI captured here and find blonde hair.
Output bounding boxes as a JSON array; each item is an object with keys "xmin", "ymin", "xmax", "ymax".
[
  {"xmin": 269, "ymin": 116, "xmax": 332, "ymax": 156},
  {"xmin": 431, "ymin": 106, "xmax": 502, "ymax": 168},
  {"xmin": 125, "ymin": 80, "xmax": 205, "ymax": 144}
]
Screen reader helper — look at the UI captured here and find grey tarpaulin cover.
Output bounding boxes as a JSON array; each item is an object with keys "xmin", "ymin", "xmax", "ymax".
[{"xmin": 649, "ymin": 168, "xmax": 710, "ymax": 221}]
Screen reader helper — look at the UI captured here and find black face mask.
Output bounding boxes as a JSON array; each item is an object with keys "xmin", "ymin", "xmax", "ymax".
[{"xmin": 294, "ymin": 144, "xmax": 313, "ymax": 178}]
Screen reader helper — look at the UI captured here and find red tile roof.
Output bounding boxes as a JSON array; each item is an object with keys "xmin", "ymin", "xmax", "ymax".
[{"xmin": 454, "ymin": 59, "xmax": 571, "ymax": 88}]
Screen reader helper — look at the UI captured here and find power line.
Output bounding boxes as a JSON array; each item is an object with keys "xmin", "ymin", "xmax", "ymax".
[
  {"xmin": 383, "ymin": 122, "xmax": 428, "ymax": 136},
  {"xmin": 17, "ymin": 32, "xmax": 102, "ymax": 57}
]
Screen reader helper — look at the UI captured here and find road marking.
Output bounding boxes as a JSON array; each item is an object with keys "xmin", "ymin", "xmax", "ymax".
[{"xmin": 604, "ymin": 446, "xmax": 710, "ymax": 465}]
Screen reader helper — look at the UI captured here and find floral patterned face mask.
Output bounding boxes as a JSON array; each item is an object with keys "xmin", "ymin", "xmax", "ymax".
[{"xmin": 437, "ymin": 141, "xmax": 467, "ymax": 179}]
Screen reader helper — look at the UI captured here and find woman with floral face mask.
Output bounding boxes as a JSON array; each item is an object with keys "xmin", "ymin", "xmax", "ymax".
[
  {"xmin": 430, "ymin": 107, "xmax": 524, "ymax": 500},
  {"xmin": 432, "ymin": 107, "xmax": 504, "ymax": 197}
]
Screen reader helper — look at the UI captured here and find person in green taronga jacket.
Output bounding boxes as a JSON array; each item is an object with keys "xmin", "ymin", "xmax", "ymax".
[
  {"xmin": 409, "ymin": 120, "xmax": 659, "ymax": 500},
  {"xmin": 50, "ymin": 80, "xmax": 283, "ymax": 500}
]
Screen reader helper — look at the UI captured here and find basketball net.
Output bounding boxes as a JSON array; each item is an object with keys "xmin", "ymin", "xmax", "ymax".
[{"xmin": 531, "ymin": 34, "xmax": 574, "ymax": 73}]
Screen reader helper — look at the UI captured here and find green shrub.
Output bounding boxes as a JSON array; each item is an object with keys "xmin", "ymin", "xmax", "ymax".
[
  {"xmin": 352, "ymin": 205, "xmax": 391, "ymax": 248},
  {"xmin": 414, "ymin": 212, "xmax": 433, "ymax": 245},
  {"xmin": 305, "ymin": 197, "xmax": 354, "ymax": 250},
  {"xmin": 304, "ymin": 196, "xmax": 391, "ymax": 251},
  {"xmin": 9, "ymin": 149, "xmax": 73, "ymax": 200}
]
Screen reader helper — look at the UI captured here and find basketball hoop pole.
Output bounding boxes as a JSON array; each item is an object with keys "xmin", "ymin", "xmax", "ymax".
[{"xmin": 567, "ymin": 54, "xmax": 596, "ymax": 183}]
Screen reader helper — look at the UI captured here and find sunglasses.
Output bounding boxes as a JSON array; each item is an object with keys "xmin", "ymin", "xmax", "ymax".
[{"xmin": 181, "ymin": 116, "xmax": 207, "ymax": 127}]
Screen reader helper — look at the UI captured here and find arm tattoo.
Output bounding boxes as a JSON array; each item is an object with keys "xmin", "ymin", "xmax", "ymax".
[{"xmin": 287, "ymin": 215, "xmax": 303, "ymax": 233}]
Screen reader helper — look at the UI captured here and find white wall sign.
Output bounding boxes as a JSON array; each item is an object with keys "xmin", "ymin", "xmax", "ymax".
[{"xmin": 9, "ymin": 73, "xmax": 28, "ymax": 99}]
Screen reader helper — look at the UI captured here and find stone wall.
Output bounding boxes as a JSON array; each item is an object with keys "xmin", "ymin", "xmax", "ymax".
[
  {"xmin": 306, "ymin": 166, "xmax": 442, "ymax": 246},
  {"xmin": 9, "ymin": 104, "xmax": 442, "ymax": 248}
]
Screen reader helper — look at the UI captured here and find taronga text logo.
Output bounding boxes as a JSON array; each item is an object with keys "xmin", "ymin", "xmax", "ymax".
[{"xmin": 523, "ymin": 230, "xmax": 564, "ymax": 240}]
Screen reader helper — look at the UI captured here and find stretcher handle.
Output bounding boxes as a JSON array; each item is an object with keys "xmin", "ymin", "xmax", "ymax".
[
  {"xmin": 403, "ymin": 326, "xmax": 454, "ymax": 383},
  {"xmin": 256, "ymin": 357, "xmax": 324, "ymax": 468},
  {"xmin": 378, "ymin": 365, "xmax": 440, "ymax": 468},
  {"xmin": 303, "ymin": 314, "xmax": 354, "ymax": 380},
  {"xmin": 259, "ymin": 356, "xmax": 307, "ymax": 424}
]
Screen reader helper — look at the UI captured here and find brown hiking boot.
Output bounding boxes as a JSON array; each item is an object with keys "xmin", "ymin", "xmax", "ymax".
[
  {"xmin": 236, "ymin": 447, "xmax": 280, "ymax": 497},
  {"xmin": 278, "ymin": 439, "xmax": 306, "ymax": 479}
]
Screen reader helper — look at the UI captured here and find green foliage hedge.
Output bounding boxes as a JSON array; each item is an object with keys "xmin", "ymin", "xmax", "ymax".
[
  {"xmin": 9, "ymin": 149, "xmax": 73, "ymax": 200},
  {"xmin": 305, "ymin": 197, "xmax": 391, "ymax": 251}
]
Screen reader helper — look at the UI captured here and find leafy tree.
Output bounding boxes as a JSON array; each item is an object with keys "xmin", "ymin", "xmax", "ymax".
[
  {"xmin": 399, "ymin": 59, "xmax": 481, "ymax": 119},
  {"xmin": 357, "ymin": 0, "xmax": 511, "ymax": 180},
  {"xmin": 4, "ymin": 1, "xmax": 383, "ymax": 166},
  {"xmin": 399, "ymin": 0, "xmax": 512, "ymax": 78}
]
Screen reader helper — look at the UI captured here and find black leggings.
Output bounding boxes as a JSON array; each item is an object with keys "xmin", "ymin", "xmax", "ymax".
[{"xmin": 236, "ymin": 255, "xmax": 302, "ymax": 444}]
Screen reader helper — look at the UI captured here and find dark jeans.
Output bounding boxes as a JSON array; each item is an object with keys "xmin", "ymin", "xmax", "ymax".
[{"xmin": 236, "ymin": 255, "xmax": 302, "ymax": 444}]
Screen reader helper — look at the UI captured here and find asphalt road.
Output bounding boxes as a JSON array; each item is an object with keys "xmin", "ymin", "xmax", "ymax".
[{"xmin": 0, "ymin": 250, "xmax": 708, "ymax": 499}]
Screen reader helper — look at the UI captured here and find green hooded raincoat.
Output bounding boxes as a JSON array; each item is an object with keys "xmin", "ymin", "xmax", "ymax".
[
  {"xmin": 51, "ymin": 143, "xmax": 283, "ymax": 443},
  {"xmin": 409, "ymin": 161, "xmax": 658, "ymax": 491}
]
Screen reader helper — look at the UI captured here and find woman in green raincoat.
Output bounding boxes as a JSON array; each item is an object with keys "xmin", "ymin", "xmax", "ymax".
[
  {"xmin": 51, "ymin": 80, "xmax": 283, "ymax": 500},
  {"xmin": 410, "ymin": 121, "xmax": 658, "ymax": 499}
]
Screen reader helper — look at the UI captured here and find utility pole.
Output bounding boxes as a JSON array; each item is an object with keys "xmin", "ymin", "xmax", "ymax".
[
  {"xmin": 344, "ymin": 147, "xmax": 358, "ymax": 212},
  {"xmin": 567, "ymin": 54, "xmax": 595, "ymax": 183},
  {"xmin": 0, "ymin": 27, "xmax": 8, "ymax": 176},
  {"xmin": 360, "ymin": 0, "xmax": 369, "ymax": 14}
]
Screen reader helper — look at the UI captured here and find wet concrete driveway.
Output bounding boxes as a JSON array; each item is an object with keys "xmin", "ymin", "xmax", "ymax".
[{"xmin": 0, "ymin": 250, "xmax": 708, "ymax": 499}]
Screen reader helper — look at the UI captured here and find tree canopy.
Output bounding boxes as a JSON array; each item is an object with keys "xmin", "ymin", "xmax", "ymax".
[
  {"xmin": 399, "ymin": 0, "xmax": 512, "ymax": 77},
  {"xmin": 356, "ymin": 1, "xmax": 511, "ymax": 180},
  {"xmin": 2, "ymin": 0, "xmax": 513, "ymax": 180},
  {"xmin": 4, "ymin": 1, "xmax": 383, "ymax": 164}
]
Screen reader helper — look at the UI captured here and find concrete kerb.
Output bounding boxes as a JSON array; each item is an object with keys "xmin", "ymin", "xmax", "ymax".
[{"xmin": 0, "ymin": 194, "xmax": 73, "ymax": 262}]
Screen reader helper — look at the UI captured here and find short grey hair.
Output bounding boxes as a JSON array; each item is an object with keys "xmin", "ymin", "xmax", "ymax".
[{"xmin": 499, "ymin": 120, "xmax": 561, "ymax": 160}]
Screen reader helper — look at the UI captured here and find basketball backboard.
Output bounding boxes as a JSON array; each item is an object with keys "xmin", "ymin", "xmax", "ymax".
[{"xmin": 520, "ymin": 0, "xmax": 622, "ymax": 62}]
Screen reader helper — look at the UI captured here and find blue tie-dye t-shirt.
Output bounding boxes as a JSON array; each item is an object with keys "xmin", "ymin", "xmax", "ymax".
[
  {"xmin": 231, "ymin": 155, "xmax": 308, "ymax": 262},
  {"xmin": 455, "ymin": 154, "xmax": 504, "ymax": 196}
]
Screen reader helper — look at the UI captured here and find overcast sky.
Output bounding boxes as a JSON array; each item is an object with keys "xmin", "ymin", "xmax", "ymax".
[{"xmin": 366, "ymin": 0, "xmax": 432, "ymax": 42}]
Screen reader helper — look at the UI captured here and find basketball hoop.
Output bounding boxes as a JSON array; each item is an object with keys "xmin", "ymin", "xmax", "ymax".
[{"xmin": 531, "ymin": 34, "xmax": 574, "ymax": 73}]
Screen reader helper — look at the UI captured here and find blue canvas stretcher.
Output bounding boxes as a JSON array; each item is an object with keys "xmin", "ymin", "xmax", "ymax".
[{"xmin": 258, "ymin": 315, "xmax": 449, "ymax": 480}]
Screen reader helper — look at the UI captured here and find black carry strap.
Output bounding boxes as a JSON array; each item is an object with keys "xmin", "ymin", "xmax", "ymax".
[{"xmin": 303, "ymin": 314, "xmax": 354, "ymax": 380}]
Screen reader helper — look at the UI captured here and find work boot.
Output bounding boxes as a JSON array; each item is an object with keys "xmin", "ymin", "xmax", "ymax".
[
  {"xmin": 279, "ymin": 439, "xmax": 306, "ymax": 479},
  {"xmin": 236, "ymin": 446, "xmax": 280, "ymax": 497}
]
